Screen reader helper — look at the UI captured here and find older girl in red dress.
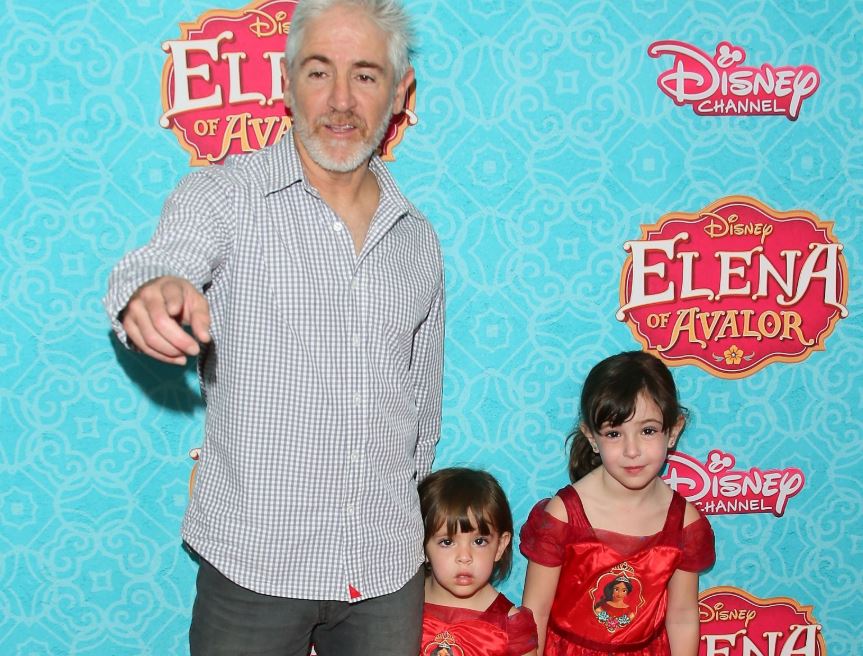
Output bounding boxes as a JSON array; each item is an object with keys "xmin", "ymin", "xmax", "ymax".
[
  {"xmin": 521, "ymin": 352, "xmax": 715, "ymax": 655},
  {"xmin": 419, "ymin": 468, "xmax": 537, "ymax": 656}
]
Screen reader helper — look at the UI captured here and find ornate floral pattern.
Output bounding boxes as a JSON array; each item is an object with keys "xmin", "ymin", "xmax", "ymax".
[{"xmin": 2, "ymin": 1, "xmax": 861, "ymax": 653}]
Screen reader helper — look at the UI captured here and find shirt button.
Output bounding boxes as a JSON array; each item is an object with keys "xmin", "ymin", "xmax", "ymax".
[
  {"xmin": 346, "ymin": 504, "xmax": 354, "ymax": 515},
  {"xmin": 332, "ymin": 222, "xmax": 343, "ymax": 232},
  {"xmin": 351, "ymin": 279, "xmax": 358, "ymax": 291},
  {"xmin": 352, "ymin": 334, "xmax": 361, "ymax": 347},
  {"xmin": 350, "ymin": 451, "xmax": 360, "ymax": 462},
  {"xmin": 353, "ymin": 393, "xmax": 361, "ymax": 406}
]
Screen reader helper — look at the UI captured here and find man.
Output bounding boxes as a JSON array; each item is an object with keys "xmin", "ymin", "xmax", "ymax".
[{"xmin": 104, "ymin": 1, "xmax": 443, "ymax": 654}]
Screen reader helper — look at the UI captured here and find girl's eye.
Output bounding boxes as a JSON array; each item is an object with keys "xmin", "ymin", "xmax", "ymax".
[
  {"xmin": 436, "ymin": 537, "xmax": 452, "ymax": 547},
  {"xmin": 642, "ymin": 427, "xmax": 660, "ymax": 436},
  {"xmin": 473, "ymin": 537, "xmax": 489, "ymax": 546},
  {"xmin": 603, "ymin": 430, "xmax": 620, "ymax": 439}
]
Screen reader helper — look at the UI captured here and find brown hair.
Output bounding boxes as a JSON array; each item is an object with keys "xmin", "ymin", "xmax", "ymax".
[
  {"xmin": 418, "ymin": 467, "xmax": 514, "ymax": 584},
  {"xmin": 567, "ymin": 351, "xmax": 686, "ymax": 482}
]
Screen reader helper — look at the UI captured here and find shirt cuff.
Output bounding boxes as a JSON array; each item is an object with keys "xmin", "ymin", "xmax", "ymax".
[{"xmin": 103, "ymin": 265, "xmax": 184, "ymax": 347}]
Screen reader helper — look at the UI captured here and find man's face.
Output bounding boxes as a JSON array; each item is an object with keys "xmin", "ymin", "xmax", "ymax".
[{"xmin": 283, "ymin": 4, "xmax": 414, "ymax": 174}]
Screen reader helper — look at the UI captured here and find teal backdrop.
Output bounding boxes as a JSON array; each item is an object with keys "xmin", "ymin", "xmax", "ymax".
[{"xmin": 2, "ymin": 1, "xmax": 861, "ymax": 654}]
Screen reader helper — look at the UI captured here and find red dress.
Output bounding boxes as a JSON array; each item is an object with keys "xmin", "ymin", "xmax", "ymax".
[
  {"xmin": 421, "ymin": 593, "xmax": 538, "ymax": 656},
  {"xmin": 520, "ymin": 486, "xmax": 715, "ymax": 655}
]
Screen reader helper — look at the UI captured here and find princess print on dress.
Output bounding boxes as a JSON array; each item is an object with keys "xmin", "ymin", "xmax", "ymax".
[
  {"xmin": 422, "ymin": 630, "xmax": 464, "ymax": 656},
  {"xmin": 590, "ymin": 563, "xmax": 644, "ymax": 633}
]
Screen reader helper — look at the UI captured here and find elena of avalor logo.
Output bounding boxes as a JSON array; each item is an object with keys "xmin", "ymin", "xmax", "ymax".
[
  {"xmin": 698, "ymin": 587, "xmax": 825, "ymax": 656},
  {"xmin": 663, "ymin": 450, "xmax": 804, "ymax": 517},
  {"xmin": 160, "ymin": 0, "xmax": 416, "ymax": 165},
  {"xmin": 648, "ymin": 40, "xmax": 820, "ymax": 120},
  {"xmin": 617, "ymin": 196, "xmax": 848, "ymax": 378}
]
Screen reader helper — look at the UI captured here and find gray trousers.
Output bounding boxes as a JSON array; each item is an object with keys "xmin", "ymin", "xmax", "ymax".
[{"xmin": 189, "ymin": 559, "xmax": 424, "ymax": 656}]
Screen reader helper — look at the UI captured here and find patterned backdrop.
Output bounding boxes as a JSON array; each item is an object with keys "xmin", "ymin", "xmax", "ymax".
[{"xmin": 2, "ymin": 0, "xmax": 861, "ymax": 654}]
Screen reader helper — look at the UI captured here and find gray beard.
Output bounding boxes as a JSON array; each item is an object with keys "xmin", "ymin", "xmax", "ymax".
[{"xmin": 291, "ymin": 97, "xmax": 393, "ymax": 174}]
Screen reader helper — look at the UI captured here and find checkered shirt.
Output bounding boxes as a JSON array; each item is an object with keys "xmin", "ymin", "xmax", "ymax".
[{"xmin": 104, "ymin": 131, "xmax": 444, "ymax": 601}]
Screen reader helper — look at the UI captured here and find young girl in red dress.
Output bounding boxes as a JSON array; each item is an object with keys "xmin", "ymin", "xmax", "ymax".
[
  {"xmin": 419, "ymin": 468, "xmax": 538, "ymax": 656},
  {"xmin": 521, "ymin": 352, "xmax": 715, "ymax": 655}
]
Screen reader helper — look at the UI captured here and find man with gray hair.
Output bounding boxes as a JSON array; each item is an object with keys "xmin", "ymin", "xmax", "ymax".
[{"xmin": 104, "ymin": 1, "xmax": 443, "ymax": 653}]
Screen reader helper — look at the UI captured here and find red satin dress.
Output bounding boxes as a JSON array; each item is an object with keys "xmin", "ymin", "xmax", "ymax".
[
  {"xmin": 520, "ymin": 486, "xmax": 714, "ymax": 655},
  {"xmin": 421, "ymin": 593, "xmax": 538, "ymax": 656}
]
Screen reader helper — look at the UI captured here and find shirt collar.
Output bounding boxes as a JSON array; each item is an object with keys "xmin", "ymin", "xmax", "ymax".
[
  {"xmin": 265, "ymin": 129, "xmax": 305, "ymax": 195},
  {"xmin": 265, "ymin": 129, "xmax": 415, "ymax": 218},
  {"xmin": 368, "ymin": 152, "xmax": 413, "ymax": 217}
]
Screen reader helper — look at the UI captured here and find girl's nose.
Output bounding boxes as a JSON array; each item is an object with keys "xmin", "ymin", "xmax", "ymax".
[{"xmin": 623, "ymin": 435, "xmax": 640, "ymax": 457}]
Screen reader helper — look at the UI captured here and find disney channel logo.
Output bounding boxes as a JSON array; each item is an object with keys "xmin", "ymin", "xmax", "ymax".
[
  {"xmin": 648, "ymin": 40, "xmax": 820, "ymax": 120},
  {"xmin": 663, "ymin": 450, "xmax": 804, "ymax": 517}
]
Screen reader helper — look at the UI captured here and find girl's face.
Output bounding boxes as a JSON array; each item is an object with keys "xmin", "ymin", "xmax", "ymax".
[
  {"xmin": 585, "ymin": 392, "xmax": 683, "ymax": 492},
  {"xmin": 424, "ymin": 511, "xmax": 511, "ymax": 609}
]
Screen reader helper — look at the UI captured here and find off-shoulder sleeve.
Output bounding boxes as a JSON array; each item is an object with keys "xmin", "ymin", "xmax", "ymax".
[
  {"xmin": 506, "ymin": 606, "xmax": 538, "ymax": 656},
  {"xmin": 519, "ymin": 499, "xmax": 570, "ymax": 567},
  {"xmin": 678, "ymin": 515, "xmax": 715, "ymax": 572}
]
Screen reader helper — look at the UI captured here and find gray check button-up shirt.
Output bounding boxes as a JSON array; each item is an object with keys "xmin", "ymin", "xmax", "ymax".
[{"xmin": 104, "ymin": 131, "xmax": 444, "ymax": 601}]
